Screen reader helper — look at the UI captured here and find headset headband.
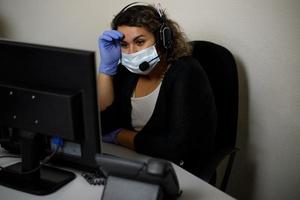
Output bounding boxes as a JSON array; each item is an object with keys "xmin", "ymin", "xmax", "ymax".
[
  {"xmin": 116, "ymin": 2, "xmax": 172, "ymax": 51},
  {"xmin": 119, "ymin": 2, "xmax": 166, "ymax": 22}
]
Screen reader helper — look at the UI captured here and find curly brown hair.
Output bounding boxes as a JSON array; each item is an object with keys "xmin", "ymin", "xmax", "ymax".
[{"xmin": 111, "ymin": 4, "xmax": 191, "ymax": 61}]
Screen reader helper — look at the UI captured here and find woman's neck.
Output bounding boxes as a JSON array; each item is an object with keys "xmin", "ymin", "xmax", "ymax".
[
  {"xmin": 134, "ymin": 58, "xmax": 168, "ymax": 97},
  {"xmin": 144, "ymin": 57, "xmax": 168, "ymax": 81}
]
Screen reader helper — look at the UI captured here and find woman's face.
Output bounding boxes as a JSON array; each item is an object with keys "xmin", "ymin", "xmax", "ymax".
[{"xmin": 117, "ymin": 25, "xmax": 156, "ymax": 54}]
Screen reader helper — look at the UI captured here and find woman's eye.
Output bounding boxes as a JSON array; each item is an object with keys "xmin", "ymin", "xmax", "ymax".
[{"xmin": 136, "ymin": 40, "xmax": 145, "ymax": 46}]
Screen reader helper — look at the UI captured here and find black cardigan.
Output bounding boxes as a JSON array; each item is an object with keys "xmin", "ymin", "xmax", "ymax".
[{"xmin": 101, "ymin": 56, "xmax": 217, "ymax": 176}]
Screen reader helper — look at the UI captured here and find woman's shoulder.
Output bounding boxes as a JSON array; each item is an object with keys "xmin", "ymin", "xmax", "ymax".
[{"xmin": 177, "ymin": 55, "xmax": 198, "ymax": 62}]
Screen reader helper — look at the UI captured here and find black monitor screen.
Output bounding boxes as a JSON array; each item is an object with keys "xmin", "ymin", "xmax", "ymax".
[{"xmin": 0, "ymin": 39, "xmax": 102, "ymax": 195}]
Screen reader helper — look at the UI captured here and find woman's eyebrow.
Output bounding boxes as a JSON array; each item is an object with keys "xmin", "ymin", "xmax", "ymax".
[
  {"xmin": 121, "ymin": 35, "xmax": 145, "ymax": 43},
  {"xmin": 133, "ymin": 35, "xmax": 145, "ymax": 42}
]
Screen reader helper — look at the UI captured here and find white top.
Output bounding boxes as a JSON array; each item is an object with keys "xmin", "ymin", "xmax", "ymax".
[{"xmin": 131, "ymin": 82, "xmax": 162, "ymax": 131}]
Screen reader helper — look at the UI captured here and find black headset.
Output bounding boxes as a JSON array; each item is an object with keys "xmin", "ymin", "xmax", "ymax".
[{"xmin": 115, "ymin": 2, "xmax": 173, "ymax": 51}]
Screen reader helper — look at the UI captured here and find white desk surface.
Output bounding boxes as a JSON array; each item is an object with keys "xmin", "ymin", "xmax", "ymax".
[{"xmin": 0, "ymin": 143, "xmax": 236, "ymax": 200}]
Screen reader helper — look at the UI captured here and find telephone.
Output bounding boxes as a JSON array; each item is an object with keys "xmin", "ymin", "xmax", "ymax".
[{"xmin": 95, "ymin": 154, "xmax": 182, "ymax": 200}]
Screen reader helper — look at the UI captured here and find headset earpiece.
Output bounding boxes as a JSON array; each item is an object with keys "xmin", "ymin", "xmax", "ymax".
[
  {"xmin": 160, "ymin": 25, "xmax": 172, "ymax": 50},
  {"xmin": 156, "ymin": 4, "xmax": 172, "ymax": 51}
]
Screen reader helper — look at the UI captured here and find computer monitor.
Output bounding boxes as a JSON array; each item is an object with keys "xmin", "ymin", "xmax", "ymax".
[{"xmin": 0, "ymin": 39, "xmax": 102, "ymax": 195}]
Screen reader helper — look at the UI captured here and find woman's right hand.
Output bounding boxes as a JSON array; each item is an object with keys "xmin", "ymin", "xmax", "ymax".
[{"xmin": 98, "ymin": 30, "xmax": 124, "ymax": 76}]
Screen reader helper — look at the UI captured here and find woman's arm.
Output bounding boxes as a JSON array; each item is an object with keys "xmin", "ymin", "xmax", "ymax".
[
  {"xmin": 98, "ymin": 73, "xmax": 115, "ymax": 111},
  {"xmin": 116, "ymin": 129, "xmax": 138, "ymax": 149},
  {"xmin": 97, "ymin": 30, "xmax": 123, "ymax": 111}
]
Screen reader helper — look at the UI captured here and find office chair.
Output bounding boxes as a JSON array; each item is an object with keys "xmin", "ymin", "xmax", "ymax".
[{"xmin": 190, "ymin": 40, "xmax": 239, "ymax": 192}]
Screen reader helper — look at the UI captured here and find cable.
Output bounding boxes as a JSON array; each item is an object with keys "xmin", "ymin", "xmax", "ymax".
[
  {"xmin": 20, "ymin": 137, "xmax": 64, "ymax": 175},
  {"xmin": 19, "ymin": 147, "xmax": 59, "ymax": 175},
  {"xmin": 0, "ymin": 136, "xmax": 64, "ymax": 175}
]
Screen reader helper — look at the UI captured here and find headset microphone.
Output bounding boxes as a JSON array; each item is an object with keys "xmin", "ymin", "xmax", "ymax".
[
  {"xmin": 139, "ymin": 61, "xmax": 150, "ymax": 71},
  {"xmin": 139, "ymin": 55, "xmax": 160, "ymax": 71}
]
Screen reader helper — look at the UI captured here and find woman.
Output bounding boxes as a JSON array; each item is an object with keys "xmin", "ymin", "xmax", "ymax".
[{"xmin": 98, "ymin": 3, "xmax": 217, "ymax": 177}]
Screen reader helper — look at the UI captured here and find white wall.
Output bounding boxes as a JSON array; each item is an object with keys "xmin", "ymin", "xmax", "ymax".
[{"xmin": 0, "ymin": 0, "xmax": 299, "ymax": 199}]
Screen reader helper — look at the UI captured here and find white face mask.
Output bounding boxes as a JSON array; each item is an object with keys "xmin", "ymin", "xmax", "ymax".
[{"xmin": 121, "ymin": 45, "xmax": 160, "ymax": 75}]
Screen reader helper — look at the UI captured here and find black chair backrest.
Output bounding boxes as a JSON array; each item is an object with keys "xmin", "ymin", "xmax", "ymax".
[{"xmin": 190, "ymin": 41, "xmax": 239, "ymax": 151}]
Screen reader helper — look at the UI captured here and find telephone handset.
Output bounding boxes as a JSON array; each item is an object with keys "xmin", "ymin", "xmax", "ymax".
[{"xmin": 95, "ymin": 153, "xmax": 182, "ymax": 200}]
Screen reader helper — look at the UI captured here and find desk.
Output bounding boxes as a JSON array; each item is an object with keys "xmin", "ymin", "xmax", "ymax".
[{"xmin": 0, "ymin": 143, "xmax": 236, "ymax": 200}]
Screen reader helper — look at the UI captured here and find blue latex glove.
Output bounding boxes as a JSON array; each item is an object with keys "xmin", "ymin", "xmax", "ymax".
[
  {"xmin": 98, "ymin": 30, "xmax": 124, "ymax": 75},
  {"xmin": 102, "ymin": 128, "xmax": 122, "ymax": 144}
]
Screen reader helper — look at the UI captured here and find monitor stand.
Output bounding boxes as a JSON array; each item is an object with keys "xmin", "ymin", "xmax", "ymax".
[
  {"xmin": 0, "ymin": 130, "xmax": 76, "ymax": 195},
  {"xmin": 0, "ymin": 162, "xmax": 76, "ymax": 195}
]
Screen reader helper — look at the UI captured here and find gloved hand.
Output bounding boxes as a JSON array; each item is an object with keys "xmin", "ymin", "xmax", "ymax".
[
  {"xmin": 98, "ymin": 30, "xmax": 124, "ymax": 75},
  {"xmin": 102, "ymin": 128, "xmax": 122, "ymax": 144}
]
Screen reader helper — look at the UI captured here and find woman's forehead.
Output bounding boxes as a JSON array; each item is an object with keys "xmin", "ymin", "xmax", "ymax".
[{"xmin": 117, "ymin": 26, "xmax": 154, "ymax": 41}]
